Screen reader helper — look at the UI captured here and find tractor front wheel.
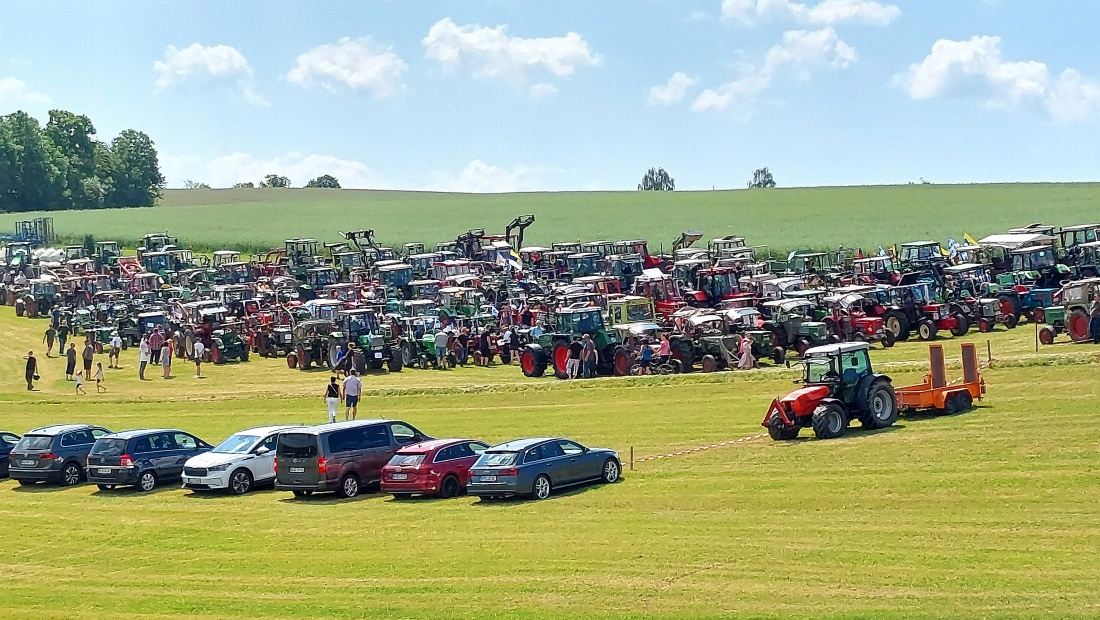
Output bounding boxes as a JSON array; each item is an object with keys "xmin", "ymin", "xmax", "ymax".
[
  {"xmin": 767, "ymin": 412, "xmax": 800, "ymax": 441},
  {"xmin": 811, "ymin": 404, "xmax": 847, "ymax": 440},
  {"xmin": 700, "ymin": 354, "xmax": 717, "ymax": 373},
  {"xmin": 885, "ymin": 312, "xmax": 910, "ymax": 340},
  {"xmin": 917, "ymin": 319, "xmax": 937, "ymax": 341},
  {"xmin": 612, "ymin": 346, "xmax": 631, "ymax": 376},
  {"xmin": 1067, "ymin": 309, "xmax": 1089, "ymax": 342},
  {"xmin": 1032, "ymin": 308, "xmax": 1046, "ymax": 325},
  {"xmin": 771, "ymin": 347, "xmax": 786, "ymax": 365},
  {"xmin": 977, "ymin": 318, "xmax": 993, "ymax": 333},
  {"xmin": 1038, "ymin": 326, "xmax": 1056, "ymax": 345},
  {"xmin": 1004, "ymin": 313, "xmax": 1019, "ymax": 329},
  {"xmin": 286, "ymin": 353, "xmax": 298, "ymax": 369},
  {"xmin": 881, "ymin": 330, "xmax": 895, "ymax": 348}
]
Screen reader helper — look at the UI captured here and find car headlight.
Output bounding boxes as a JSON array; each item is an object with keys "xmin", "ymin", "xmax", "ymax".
[{"xmin": 207, "ymin": 463, "xmax": 230, "ymax": 472}]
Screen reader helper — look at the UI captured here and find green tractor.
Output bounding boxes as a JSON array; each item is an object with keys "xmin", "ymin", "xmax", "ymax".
[
  {"xmin": 332, "ymin": 308, "xmax": 402, "ymax": 372},
  {"xmin": 1038, "ymin": 278, "xmax": 1100, "ymax": 345},
  {"xmin": 761, "ymin": 298, "xmax": 831, "ymax": 357},
  {"xmin": 286, "ymin": 319, "xmax": 337, "ymax": 370},
  {"xmin": 519, "ymin": 306, "xmax": 629, "ymax": 379},
  {"xmin": 209, "ymin": 327, "xmax": 250, "ymax": 364}
]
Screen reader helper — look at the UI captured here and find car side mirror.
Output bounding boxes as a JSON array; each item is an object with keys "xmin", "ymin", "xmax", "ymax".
[{"xmin": 254, "ymin": 446, "xmax": 270, "ymax": 455}]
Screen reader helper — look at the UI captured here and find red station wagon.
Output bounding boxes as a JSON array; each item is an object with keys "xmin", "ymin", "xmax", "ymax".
[{"xmin": 381, "ymin": 438, "xmax": 489, "ymax": 498}]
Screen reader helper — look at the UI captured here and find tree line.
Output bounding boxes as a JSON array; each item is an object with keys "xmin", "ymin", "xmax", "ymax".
[
  {"xmin": 0, "ymin": 109, "xmax": 164, "ymax": 213},
  {"xmin": 638, "ymin": 166, "xmax": 777, "ymax": 191}
]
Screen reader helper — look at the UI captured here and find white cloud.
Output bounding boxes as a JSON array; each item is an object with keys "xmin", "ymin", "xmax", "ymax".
[
  {"xmin": 529, "ymin": 83, "xmax": 559, "ymax": 98},
  {"xmin": 287, "ymin": 37, "xmax": 408, "ymax": 98},
  {"xmin": 165, "ymin": 152, "xmax": 380, "ymax": 189},
  {"xmin": 692, "ymin": 27, "xmax": 855, "ymax": 112},
  {"xmin": 896, "ymin": 35, "xmax": 1100, "ymax": 123},
  {"xmin": 649, "ymin": 72, "xmax": 699, "ymax": 105},
  {"xmin": 153, "ymin": 43, "xmax": 268, "ymax": 107},
  {"xmin": 0, "ymin": 77, "xmax": 49, "ymax": 108},
  {"xmin": 721, "ymin": 0, "xmax": 900, "ymax": 26},
  {"xmin": 432, "ymin": 160, "xmax": 539, "ymax": 193},
  {"xmin": 422, "ymin": 17, "xmax": 600, "ymax": 82}
]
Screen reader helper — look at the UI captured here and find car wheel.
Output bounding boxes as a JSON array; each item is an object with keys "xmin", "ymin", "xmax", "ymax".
[
  {"xmin": 532, "ymin": 474, "xmax": 552, "ymax": 500},
  {"xmin": 62, "ymin": 462, "xmax": 82, "ymax": 486},
  {"xmin": 292, "ymin": 490, "xmax": 313, "ymax": 497},
  {"xmin": 601, "ymin": 459, "xmax": 620, "ymax": 484},
  {"xmin": 96, "ymin": 484, "xmax": 115, "ymax": 491},
  {"xmin": 136, "ymin": 471, "xmax": 157, "ymax": 492},
  {"xmin": 439, "ymin": 475, "xmax": 460, "ymax": 499},
  {"xmin": 229, "ymin": 469, "xmax": 253, "ymax": 495},
  {"xmin": 337, "ymin": 474, "xmax": 360, "ymax": 499}
]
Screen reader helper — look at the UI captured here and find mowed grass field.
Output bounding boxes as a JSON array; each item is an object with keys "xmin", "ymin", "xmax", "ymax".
[
  {"xmin": 2, "ymin": 182, "xmax": 1099, "ymax": 253},
  {"xmin": 3, "ymin": 306, "xmax": 1100, "ymax": 618}
]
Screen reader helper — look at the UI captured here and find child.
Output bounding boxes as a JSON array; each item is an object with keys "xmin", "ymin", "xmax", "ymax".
[
  {"xmin": 75, "ymin": 369, "xmax": 87, "ymax": 395},
  {"xmin": 95, "ymin": 362, "xmax": 106, "ymax": 393}
]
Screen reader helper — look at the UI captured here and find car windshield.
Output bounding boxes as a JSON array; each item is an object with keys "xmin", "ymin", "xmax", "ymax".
[
  {"xmin": 277, "ymin": 433, "xmax": 318, "ymax": 458},
  {"xmin": 804, "ymin": 358, "xmax": 836, "ymax": 383},
  {"xmin": 388, "ymin": 453, "xmax": 426, "ymax": 467},
  {"xmin": 212, "ymin": 434, "xmax": 260, "ymax": 454},
  {"xmin": 15, "ymin": 435, "xmax": 52, "ymax": 451},
  {"xmin": 90, "ymin": 438, "xmax": 128, "ymax": 456},
  {"xmin": 475, "ymin": 451, "xmax": 518, "ymax": 467}
]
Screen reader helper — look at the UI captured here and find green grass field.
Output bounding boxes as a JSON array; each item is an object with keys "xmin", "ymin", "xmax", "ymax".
[
  {"xmin": 3, "ymin": 305, "xmax": 1100, "ymax": 619},
  {"xmin": 2, "ymin": 182, "xmax": 1099, "ymax": 254}
]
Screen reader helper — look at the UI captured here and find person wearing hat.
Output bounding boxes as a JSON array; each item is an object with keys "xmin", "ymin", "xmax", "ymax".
[
  {"xmin": 580, "ymin": 333, "xmax": 597, "ymax": 379},
  {"xmin": 108, "ymin": 331, "xmax": 123, "ymax": 369}
]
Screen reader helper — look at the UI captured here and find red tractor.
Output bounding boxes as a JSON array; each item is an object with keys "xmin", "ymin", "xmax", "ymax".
[
  {"xmin": 632, "ymin": 270, "xmax": 687, "ymax": 318},
  {"xmin": 762, "ymin": 342, "xmax": 898, "ymax": 440},
  {"xmin": 822, "ymin": 292, "xmax": 895, "ymax": 348}
]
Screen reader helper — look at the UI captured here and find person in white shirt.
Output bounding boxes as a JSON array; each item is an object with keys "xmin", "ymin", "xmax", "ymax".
[
  {"xmin": 108, "ymin": 332, "xmax": 123, "ymax": 368},
  {"xmin": 434, "ymin": 329, "xmax": 449, "ymax": 368},
  {"xmin": 14, "ymin": 271, "xmax": 27, "ymax": 286},
  {"xmin": 138, "ymin": 336, "xmax": 151, "ymax": 380},
  {"xmin": 193, "ymin": 340, "xmax": 205, "ymax": 378},
  {"xmin": 341, "ymin": 370, "xmax": 363, "ymax": 420}
]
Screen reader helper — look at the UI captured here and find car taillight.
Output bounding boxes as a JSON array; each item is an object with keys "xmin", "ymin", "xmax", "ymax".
[
  {"xmin": 41, "ymin": 452, "xmax": 58, "ymax": 461},
  {"xmin": 120, "ymin": 454, "xmax": 134, "ymax": 467},
  {"xmin": 317, "ymin": 457, "xmax": 327, "ymax": 474},
  {"xmin": 272, "ymin": 456, "xmax": 278, "ymax": 471},
  {"xmin": 498, "ymin": 468, "xmax": 518, "ymax": 476}
]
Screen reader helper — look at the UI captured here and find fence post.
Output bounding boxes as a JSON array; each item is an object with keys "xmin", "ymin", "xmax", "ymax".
[
  {"xmin": 629, "ymin": 446, "xmax": 634, "ymax": 470},
  {"xmin": 1035, "ymin": 321, "xmax": 1039, "ymax": 353},
  {"xmin": 987, "ymin": 339, "xmax": 992, "ymax": 364}
]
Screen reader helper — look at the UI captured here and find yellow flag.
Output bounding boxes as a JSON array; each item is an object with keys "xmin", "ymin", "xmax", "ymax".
[{"xmin": 963, "ymin": 233, "xmax": 978, "ymax": 246}]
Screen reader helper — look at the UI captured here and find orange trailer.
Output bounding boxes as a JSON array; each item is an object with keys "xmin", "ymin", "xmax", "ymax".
[{"xmin": 895, "ymin": 343, "xmax": 985, "ymax": 415}]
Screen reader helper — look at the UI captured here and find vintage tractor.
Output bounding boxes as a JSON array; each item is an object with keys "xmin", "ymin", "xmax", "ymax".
[
  {"xmin": 867, "ymin": 284, "xmax": 971, "ymax": 341},
  {"xmin": 760, "ymin": 298, "xmax": 830, "ymax": 357},
  {"xmin": 632, "ymin": 270, "xmax": 688, "ymax": 318},
  {"xmin": 333, "ymin": 308, "xmax": 401, "ymax": 372},
  {"xmin": 898, "ymin": 240, "xmax": 947, "ymax": 272},
  {"xmin": 519, "ymin": 306, "xmax": 629, "ymax": 378},
  {"xmin": 822, "ymin": 293, "xmax": 896, "ymax": 348},
  {"xmin": 286, "ymin": 319, "xmax": 338, "ymax": 370},
  {"xmin": 850, "ymin": 255, "xmax": 900, "ymax": 285},
  {"xmin": 762, "ymin": 342, "xmax": 898, "ymax": 441},
  {"xmin": 209, "ymin": 327, "xmax": 250, "ymax": 364},
  {"xmin": 1038, "ymin": 278, "xmax": 1100, "ymax": 345},
  {"xmin": 688, "ymin": 307, "xmax": 785, "ymax": 371}
]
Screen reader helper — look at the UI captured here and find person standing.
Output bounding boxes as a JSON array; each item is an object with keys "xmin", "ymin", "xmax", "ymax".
[
  {"xmin": 148, "ymin": 328, "xmax": 164, "ymax": 365},
  {"xmin": 657, "ymin": 333, "xmax": 672, "ymax": 367},
  {"xmin": 43, "ymin": 325, "xmax": 57, "ymax": 357},
  {"xmin": 457, "ymin": 327, "xmax": 470, "ymax": 366},
  {"xmin": 95, "ymin": 362, "xmax": 106, "ymax": 393},
  {"xmin": 108, "ymin": 331, "xmax": 122, "ymax": 368},
  {"xmin": 499, "ymin": 327, "xmax": 513, "ymax": 364},
  {"xmin": 160, "ymin": 340, "xmax": 172, "ymax": 378},
  {"xmin": 581, "ymin": 334, "xmax": 597, "ymax": 379},
  {"xmin": 24, "ymin": 350, "xmax": 38, "ymax": 391},
  {"xmin": 193, "ymin": 339, "xmax": 205, "ymax": 378},
  {"xmin": 1090, "ymin": 294, "xmax": 1100, "ymax": 345},
  {"xmin": 324, "ymin": 376, "xmax": 340, "ymax": 423},
  {"xmin": 138, "ymin": 336, "xmax": 151, "ymax": 381},
  {"xmin": 434, "ymin": 327, "xmax": 449, "ymax": 369},
  {"xmin": 341, "ymin": 370, "xmax": 362, "ymax": 420},
  {"xmin": 65, "ymin": 343, "xmax": 77, "ymax": 380},
  {"xmin": 738, "ymin": 334, "xmax": 756, "ymax": 370},
  {"xmin": 479, "ymin": 328, "xmax": 494, "ymax": 366},
  {"xmin": 82, "ymin": 340, "xmax": 95, "ymax": 377},
  {"xmin": 638, "ymin": 340, "xmax": 654, "ymax": 375},
  {"xmin": 57, "ymin": 321, "xmax": 69, "ymax": 352},
  {"xmin": 567, "ymin": 336, "xmax": 582, "ymax": 379}
]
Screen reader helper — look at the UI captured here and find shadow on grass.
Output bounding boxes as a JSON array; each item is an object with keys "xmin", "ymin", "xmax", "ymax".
[
  {"xmin": 901, "ymin": 404, "xmax": 986, "ymax": 424},
  {"xmin": 275, "ymin": 483, "xmax": 385, "ymax": 505},
  {"xmin": 183, "ymin": 485, "xmax": 278, "ymax": 499},
  {"xmin": 89, "ymin": 484, "xmax": 176, "ymax": 497},
  {"xmin": 471, "ymin": 479, "xmax": 618, "ymax": 506}
]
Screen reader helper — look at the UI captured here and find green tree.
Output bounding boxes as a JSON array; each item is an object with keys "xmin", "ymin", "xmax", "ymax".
[
  {"xmin": 748, "ymin": 167, "xmax": 776, "ymax": 189},
  {"xmin": 638, "ymin": 167, "xmax": 675, "ymax": 191},
  {"xmin": 108, "ymin": 129, "xmax": 165, "ymax": 207},
  {"xmin": 182, "ymin": 180, "xmax": 211, "ymax": 189},
  {"xmin": 231, "ymin": 181, "xmax": 255, "ymax": 189},
  {"xmin": 305, "ymin": 174, "xmax": 341, "ymax": 188},
  {"xmin": 260, "ymin": 174, "xmax": 291, "ymax": 188},
  {"xmin": 0, "ymin": 111, "xmax": 67, "ymax": 212},
  {"xmin": 45, "ymin": 110, "xmax": 102, "ymax": 209}
]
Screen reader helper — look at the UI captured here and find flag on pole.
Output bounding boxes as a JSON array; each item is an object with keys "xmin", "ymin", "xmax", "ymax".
[{"xmin": 964, "ymin": 232, "xmax": 979, "ymax": 246}]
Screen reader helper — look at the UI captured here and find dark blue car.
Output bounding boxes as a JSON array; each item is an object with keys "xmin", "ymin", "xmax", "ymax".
[
  {"xmin": 87, "ymin": 429, "xmax": 212, "ymax": 492},
  {"xmin": 0, "ymin": 431, "xmax": 21, "ymax": 478},
  {"xmin": 467, "ymin": 437, "xmax": 620, "ymax": 500}
]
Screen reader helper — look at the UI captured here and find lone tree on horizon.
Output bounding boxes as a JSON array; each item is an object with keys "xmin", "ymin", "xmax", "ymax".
[
  {"xmin": 305, "ymin": 174, "xmax": 341, "ymax": 188},
  {"xmin": 748, "ymin": 167, "xmax": 776, "ymax": 189},
  {"xmin": 638, "ymin": 167, "xmax": 675, "ymax": 191},
  {"xmin": 260, "ymin": 174, "xmax": 291, "ymax": 188}
]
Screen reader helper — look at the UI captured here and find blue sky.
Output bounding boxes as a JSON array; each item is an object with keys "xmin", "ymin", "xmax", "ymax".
[{"xmin": 1, "ymin": 0, "xmax": 1098, "ymax": 191}]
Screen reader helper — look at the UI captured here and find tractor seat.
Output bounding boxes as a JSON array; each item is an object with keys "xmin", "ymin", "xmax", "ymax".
[{"xmin": 842, "ymin": 368, "xmax": 859, "ymax": 385}]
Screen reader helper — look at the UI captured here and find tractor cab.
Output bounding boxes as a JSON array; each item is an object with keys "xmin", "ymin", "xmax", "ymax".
[
  {"xmin": 303, "ymin": 298, "xmax": 345, "ymax": 322},
  {"xmin": 605, "ymin": 254, "xmax": 644, "ymax": 289},
  {"xmin": 139, "ymin": 233, "xmax": 177, "ymax": 256},
  {"xmin": 570, "ymin": 275, "xmax": 622, "ymax": 296},
  {"xmin": 331, "ymin": 251, "xmax": 364, "ymax": 277},
  {"xmin": 761, "ymin": 298, "xmax": 829, "ymax": 356},
  {"xmin": 565, "ymin": 253, "xmax": 603, "ymax": 279},
  {"xmin": 581, "ymin": 240, "xmax": 615, "ymax": 257},
  {"xmin": 694, "ymin": 267, "xmax": 742, "ymax": 306},
  {"xmin": 708, "ymin": 236, "xmax": 747, "ymax": 256},
  {"xmin": 786, "ymin": 251, "xmax": 834, "ymax": 275},
  {"xmin": 759, "ymin": 276, "xmax": 805, "ymax": 301},
  {"xmin": 402, "ymin": 299, "xmax": 440, "ymax": 317},
  {"xmin": 852, "ymin": 255, "xmax": 898, "ymax": 284},
  {"xmin": 823, "ymin": 293, "xmax": 892, "ymax": 346},
  {"xmin": 402, "ymin": 242, "xmax": 426, "ymax": 258},
  {"xmin": 333, "ymin": 308, "xmax": 393, "ymax": 369},
  {"xmin": 1074, "ymin": 241, "xmax": 1100, "ymax": 278},
  {"xmin": 141, "ymin": 251, "xmax": 173, "ymax": 275},
  {"xmin": 322, "ymin": 283, "xmax": 360, "ymax": 305},
  {"xmin": 614, "ymin": 240, "xmax": 660, "ymax": 268},
  {"xmin": 519, "ymin": 247, "xmax": 551, "ymax": 270},
  {"xmin": 1008, "ymin": 223, "xmax": 1057, "ymax": 237},
  {"xmin": 1059, "ymin": 224, "xmax": 1100, "ymax": 253},
  {"xmin": 802, "ymin": 343, "xmax": 874, "ymax": 396},
  {"xmin": 304, "ymin": 267, "xmax": 339, "ymax": 291},
  {"xmin": 94, "ymin": 241, "xmax": 120, "ymax": 267},
  {"xmin": 431, "ymin": 259, "xmax": 472, "ymax": 283},
  {"xmin": 1004, "ymin": 245, "xmax": 1068, "ymax": 289},
  {"xmin": 898, "ymin": 241, "xmax": 945, "ymax": 270},
  {"xmin": 407, "ymin": 279, "xmax": 442, "ymax": 300},
  {"xmin": 376, "ymin": 263, "xmax": 414, "ymax": 298},
  {"xmin": 5, "ymin": 241, "xmax": 32, "ymax": 267},
  {"xmin": 129, "ymin": 272, "xmax": 163, "ymax": 295},
  {"xmin": 978, "ymin": 233, "xmax": 1056, "ymax": 274},
  {"xmin": 284, "ymin": 239, "xmax": 322, "ymax": 274},
  {"xmin": 438, "ymin": 286, "xmax": 479, "ymax": 317},
  {"xmin": 216, "ymin": 261, "xmax": 253, "ymax": 284},
  {"xmin": 212, "ymin": 284, "xmax": 254, "ymax": 309},
  {"xmin": 212, "ymin": 250, "xmax": 241, "ymax": 268},
  {"xmin": 632, "ymin": 270, "xmax": 686, "ymax": 317},
  {"xmin": 712, "ymin": 246, "xmax": 757, "ymax": 269},
  {"xmin": 721, "ymin": 307, "xmax": 763, "ymax": 332},
  {"xmin": 64, "ymin": 245, "xmax": 87, "ymax": 260},
  {"xmin": 672, "ymin": 257, "xmax": 711, "ymax": 288},
  {"xmin": 942, "ymin": 263, "xmax": 990, "ymax": 300},
  {"xmin": 606, "ymin": 295, "xmax": 656, "ymax": 327},
  {"xmin": 407, "ymin": 252, "xmax": 442, "ymax": 278},
  {"xmin": 552, "ymin": 242, "xmax": 582, "ymax": 254}
]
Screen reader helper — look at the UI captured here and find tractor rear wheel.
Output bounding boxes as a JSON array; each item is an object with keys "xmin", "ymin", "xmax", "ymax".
[
  {"xmin": 1032, "ymin": 308, "xmax": 1046, "ymax": 325},
  {"xmin": 771, "ymin": 347, "xmax": 786, "ymax": 365},
  {"xmin": 211, "ymin": 346, "xmax": 223, "ymax": 365},
  {"xmin": 700, "ymin": 354, "xmax": 717, "ymax": 373},
  {"xmin": 327, "ymin": 342, "xmax": 341, "ymax": 369},
  {"xmin": 286, "ymin": 353, "xmax": 298, "ymax": 368},
  {"xmin": 917, "ymin": 319, "xmax": 937, "ymax": 341},
  {"xmin": 612, "ymin": 346, "xmax": 631, "ymax": 376},
  {"xmin": 671, "ymin": 338, "xmax": 694, "ymax": 373},
  {"xmin": 811, "ymin": 404, "xmax": 846, "ymax": 440},
  {"xmin": 387, "ymin": 352, "xmax": 403, "ymax": 373},
  {"xmin": 1067, "ymin": 309, "xmax": 1089, "ymax": 342},
  {"xmin": 795, "ymin": 339, "xmax": 810, "ymax": 358},
  {"xmin": 884, "ymin": 312, "xmax": 910, "ymax": 340},
  {"xmin": 862, "ymin": 380, "xmax": 898, "ymax": 430},
  {"xmin": 520, "ymin": 345, "xmax": 546, "ymax": 378},
  {"xmin": 950, "ymin": 313, "xmax": 969, "ymax": 337},
  {"xmin": 298, "ymin": 348, "xmax": 311, "ymax": 370},
  {"xmin": 551, "ymin": 342, "xmax": 570, "ymax": 380},
  {"xmin": 767, "ymin": 412, "xmax": 800, "ymax": 441},
  {"xmin": 401, "ymin": 341, "xmax": 416, "ymax": 367},
  {"xmin": 1038, "ymin": 326, "xmax": 1056, "ymax": 345}
]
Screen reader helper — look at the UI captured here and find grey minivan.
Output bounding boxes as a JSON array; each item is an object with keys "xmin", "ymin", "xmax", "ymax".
[{"xmin": 275, "ymin": 419, "xmax": 430, "ymax": 498}]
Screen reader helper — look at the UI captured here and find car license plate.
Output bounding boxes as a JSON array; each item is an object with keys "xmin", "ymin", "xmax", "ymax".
[
  {"xmin": 480, "ymin": 475, "xmax": 497, "ymax": 482},
  {"xmin": 289, "ymin": 467, "xmax": 305, "ymax": 473},
  {"xmin": 20, "ymin": 459, "xmax": 36, "ymax": 467},
  {"xmin": 97, "ymin": 468, "xmax": 111, "ymax": 475},
  {"xmin": 183, "ymin": 477, "xmax": 198, "ymax": 484},
  {"xmin": 374, "ymin": 352, "xmax": 383, "ymax": 359},
  {"xmin": 391, "ymin": 473, "xmax": 408, "ymax": 480}
]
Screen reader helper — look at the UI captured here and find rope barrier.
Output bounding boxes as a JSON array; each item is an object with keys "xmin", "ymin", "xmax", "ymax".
[{"xmin": 635, "ymin": 433, "xmax": 768, "ymax": 462}]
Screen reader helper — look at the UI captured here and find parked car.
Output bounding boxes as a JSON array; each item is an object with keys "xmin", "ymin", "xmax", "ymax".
[
  {"xmin": 182, "ymin": 425, "xmax": 305, "ymax": 494},
  {"xmin": 8, "ymin": 424, "xmax": 111, "ymax": 486},
  {"xmin": 466, "ymin": 437, "xmax": 621, "ymax": 500},
  {"xmin": 0, "ymin": 431, "xmax": 20, "ymax": 478},
  {"xmin": 381, "ymin": 438, "xmax": 490, "ymax": 498},
  {"xmin": 274, "ymin": 419, "xmax": 430, "ymax": 499},
  {"xmin": 87, "ymin": 429, "xmax": 212, "ymax": 492}
]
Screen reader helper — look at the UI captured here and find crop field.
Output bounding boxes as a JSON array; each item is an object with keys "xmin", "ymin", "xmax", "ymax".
[
  {"xmin": 3, "ymin": 305, "xmax": 1100, "ymax": 619},
  {"xmin": 2, "ymin": 182, "xmax": 1099, "ymax": 254}
]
